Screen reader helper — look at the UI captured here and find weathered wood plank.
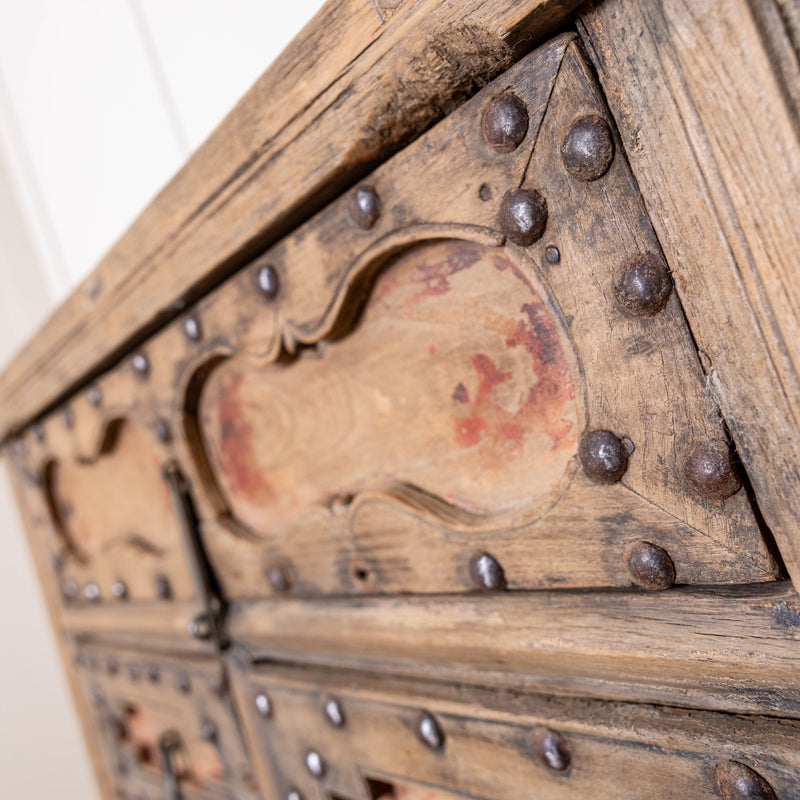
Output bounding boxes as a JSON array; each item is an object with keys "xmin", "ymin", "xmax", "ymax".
[
  {"xmin": 577, "ymin": 0, "xmax": 800, "ymax": 589},
  {"xmin": 229, "ymin": 583, "xmax": 800, "ymax": 718},
  {"xmin": 0, "ymin": 0, "xmax": 581, "ymax": 440}
]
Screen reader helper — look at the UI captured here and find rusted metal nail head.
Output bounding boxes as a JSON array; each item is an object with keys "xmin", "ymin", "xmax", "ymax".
[
  {"xmin": 105, "ymin": 656, "xmax": 119, "ymax": 675},
  {"xmin": 175, "ymin": 672, "xmax": 190, "ymax": 693},
  {"xmin": 625, "ymin": 541, "xmax": 676, "ymax": 591},
  {"xmin": 154, "ymin": 575, "xmax": 172, "ymax": 600},
  {"xmin": 255, "ymin": 692, "xmax": 272, "ymax": 717},
  {"xmin": 84, "ymin": 582, "xmax": 100, "ymax": 602},
  {"xmin": 61, "ymin": 579, "xmax": 78, "ymax": 599},
  {"xmin": 324, "ymin": 697, "xmax": 345, "ymax": 727},
  {"xmin": 683, "ymin": 441, "xmax": 742, "ymax": 499},
  {"xmin": 561, "ymin": 114, "xmax": 615, "ymax": 181},
  {"xmin": 87, "ymin": 385, "xmax": 102, "ymax": 406},
  {"xmin": 713, "ymin": 761, "xmax": 777, "ymax": 800},
  {"xmin": 482, "ymin": 92, "xmax": 529, "ymax": 153},
  {"xmin": 132, "ymin": 352, "xmax": 149, "ymax": 376},
  {"xmin": 155, "ymin": 418, "xmax": 171, "ymax": 444},
  {"xmin": 201, "ymin": 719, "xmax": 218, "ymax": 742},
  {"xmin": 256, "ymin": 264, "xmax": 280, "ymax": 299},
  {"xmin": 349, "ymin": 185, "xmax": 381, "ymax": 229},
  {"xmin": 305, "ymin": 750, "xmax": 325, "ymax": 778},
  {"xmin": 614, "ymin": 252, "xmax": 672, "ymax": 316},
  {"xmin": 145, "ymin": 664, "xmax": 160, "ymax": 683},
  {"xmin": 498, "ymin": 189, "xmax": 547, "ymax": 246},
  {"xmin": 188, "ymin": 614, "xmax": 213, "ymax": 640},
  {"xmin": 545, "ymin": 245, "xmax": 561, "ymax": 264},
  {"xmin": 32, "ymin": 423, "xmax": 45, "ymax": 442},
  {"xmin": 266, "ymin": 564, "xmax": 292, "ymax": 593},
  {"xmin": 62, "ymin": 407, "xmax": 74, "ymax": 428},
  {"xmin": 111, "ymin": 580, "xmax": 128, "ymax": 599},
  {"xmin": 287, "ymin": 790, "xmax": 303, "ymax": 800},
  {"xmin": 416, "ymin": 711, "xmax": 445, "ymax": 750},
  {"xmin": 532, "ymin": 726, "xmax": 571, "ymax": 773},
  {"xmin": 183, "ymin": 316, "xmax": 202, "ymax": 341},
  {"xmin": 579, "ymin": 429, "xmax": 629, "ymax": 483},
  {"xmin": 469, "ymin": 552, "xmax": 507, "ymax": 591}
]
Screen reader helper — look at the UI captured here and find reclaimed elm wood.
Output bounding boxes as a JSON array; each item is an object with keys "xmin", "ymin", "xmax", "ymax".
[
  {"xmin": 0, "ymin": 0, "xmax": 584, "ymax": 441},
  {"xmin": 228, "ymin": 582, "xmax": 800, "ymax": 718},
  {"xmin": 577, "ymin": 0, "xmax": 800, "ymax": 589},
  {"xmin": 230, "ymin": 662, "xmax": 800, "ymax": 800}
]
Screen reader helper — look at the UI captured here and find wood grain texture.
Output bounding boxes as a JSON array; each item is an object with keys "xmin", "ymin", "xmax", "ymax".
[
  {"xmin": 8, "ymin": 38, "xmax": 779, "ymax": 604},
  {"xmin": 232, "ymin": 662, "xmax": 800, "ymax": 800},
  {"xmin": 577, "ymin": 0, "xmax": 800, "ymax": 589},
  {"xmin": 0, "ymin": 0, "xmax": 583, "ymax": 441},
  {"xmin": 229, "ymin": 582, "xmax": 800, "ymax": 718}
]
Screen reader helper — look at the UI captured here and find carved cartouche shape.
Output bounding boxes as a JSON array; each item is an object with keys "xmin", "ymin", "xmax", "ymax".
[
  {"xmin": 198, "ymin": 239, "xmax": 578, "ymax": 537},
  {"xmin": 47, "ymin": 421, "xmax": 192, "ymax": 599}
]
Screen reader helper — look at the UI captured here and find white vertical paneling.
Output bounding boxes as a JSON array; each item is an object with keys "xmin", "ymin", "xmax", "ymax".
[
  {"xmin": 132, "ymin": 0, "xmax": 326, "ymax": 152},
  {"xmin": 0, "ymin": 145, "xmax": 100, "ymax": 798},
  {"xmin": 0, "ymin": 0, "xmax": 187, "ymax": 289}
]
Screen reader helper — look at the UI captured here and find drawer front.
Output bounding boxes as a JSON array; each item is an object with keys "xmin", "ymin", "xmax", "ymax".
[
  {"xmin": 11, "ymin": 34, "xmax": 780, "ymax": 611},
  {"xmin": 228, "ymin": 660, "xmax": 800, "ymax": 800},
  {"xmin": 74, "ymin": 647, "xmax": 261, "ymax": 800}
]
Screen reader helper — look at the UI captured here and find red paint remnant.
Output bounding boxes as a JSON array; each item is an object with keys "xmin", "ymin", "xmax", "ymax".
[
  {"xmin": 216, "ymin": 372, "xmax": 275, "ymax": 504},
  {"xmin": 452, "ymin": 382, "xmax": 469, "ymax": 403},
  {"xmin": 452, "ymin": 296, "xmax": 576, "ymax": 466},
  {"xmin": 374, "ymin": 240, "xmax": 485, "ymax": 314},
  {"xmin": 429, "ymin": 345, "xmax": 437, "ymax": 356},
  {"xmin": 455, "ymin": 414, "xmax": 487, "ymax": 447}
]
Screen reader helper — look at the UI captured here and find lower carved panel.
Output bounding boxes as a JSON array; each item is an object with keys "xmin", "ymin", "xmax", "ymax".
[
  {"xmin": 228, "ymin": 661, "xmax": 800, "ymax": 800},
  {"xmin": 73, "ymin": 647, "xmax": 261, "ymax": 800}
]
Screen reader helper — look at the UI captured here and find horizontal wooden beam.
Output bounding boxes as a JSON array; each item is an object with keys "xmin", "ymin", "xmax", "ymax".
[
  {"xmin": 0, "ymin": 0, "xmax": 580, "ymax": 440},
  {"xmin": 230, "ymin": 583, "xmax": 800, "ymax": 718}
]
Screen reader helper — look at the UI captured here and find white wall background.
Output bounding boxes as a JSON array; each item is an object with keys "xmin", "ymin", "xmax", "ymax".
[{"xmin": 0, "ymin": 2, "xmax": 324, "ymax": 797}]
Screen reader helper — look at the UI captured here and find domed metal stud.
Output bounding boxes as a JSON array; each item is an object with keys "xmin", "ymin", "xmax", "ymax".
[
  {"xmin": 482, "ymin": 92, "xmax": 529, "ymax": 153},
  {"xmin": 614, "ymin": 252, "xmax": 672, "ymax": 316},
  {"xmin": 625, "ymin": 541, "xmax": 676, "ymax": 591},
  {"xmin": 415, "ymin": 711, "xmax": 445, "ymax": 751},
  {"xmin": 498, "ymin": 189, "xmax": 548, "ymax": 246},
  {"xmin": 561, "ymin": 115, "xmax": 615, "ymax": 181},
  {"xmin": 305, "ymin": 750, "xmax": 325, "ymax": 778},
  {"xmin": 469, "ymin": 552, "xmax": 507, "ymax": 591},
  {"xmin": 323, "ymin": 696, "xmax": 345, "ymax": 728},
  {"xmin": 683, "ymin": 441, "xmax": 742, "ymax": 500},
  {"xmin": 349, "ymin": 186, "xmax": 381, "ymax": 230},
  {"xmin": 578, "ymin": 429, "xmax": 629, "ymax": 483},
  {"xmin": 532, "ymin": 726, "xmax": 571, "ymax": 773},
  {"xmin": 255, "ymin": 692, "xmax": 272, "ymax": 718},
  {"xmin": 713, "ymin": 761, "xmax": 777, "ymax": 800}
]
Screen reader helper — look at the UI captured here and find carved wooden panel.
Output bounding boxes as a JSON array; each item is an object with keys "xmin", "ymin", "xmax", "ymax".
[
  {"xmin": 229, "ymin": 662, "xmax": 800, "ymax": 800},
  {"xmin": 10, "ymin": 35, "xmax": 781, "ymax": 611},
  {"xmin": 3, "ymin": 4, "xmax": 800, "ymax": 799},
  {"xmin": 73, "ymin": 647, "xmax": 261, "ymax": 800}
]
